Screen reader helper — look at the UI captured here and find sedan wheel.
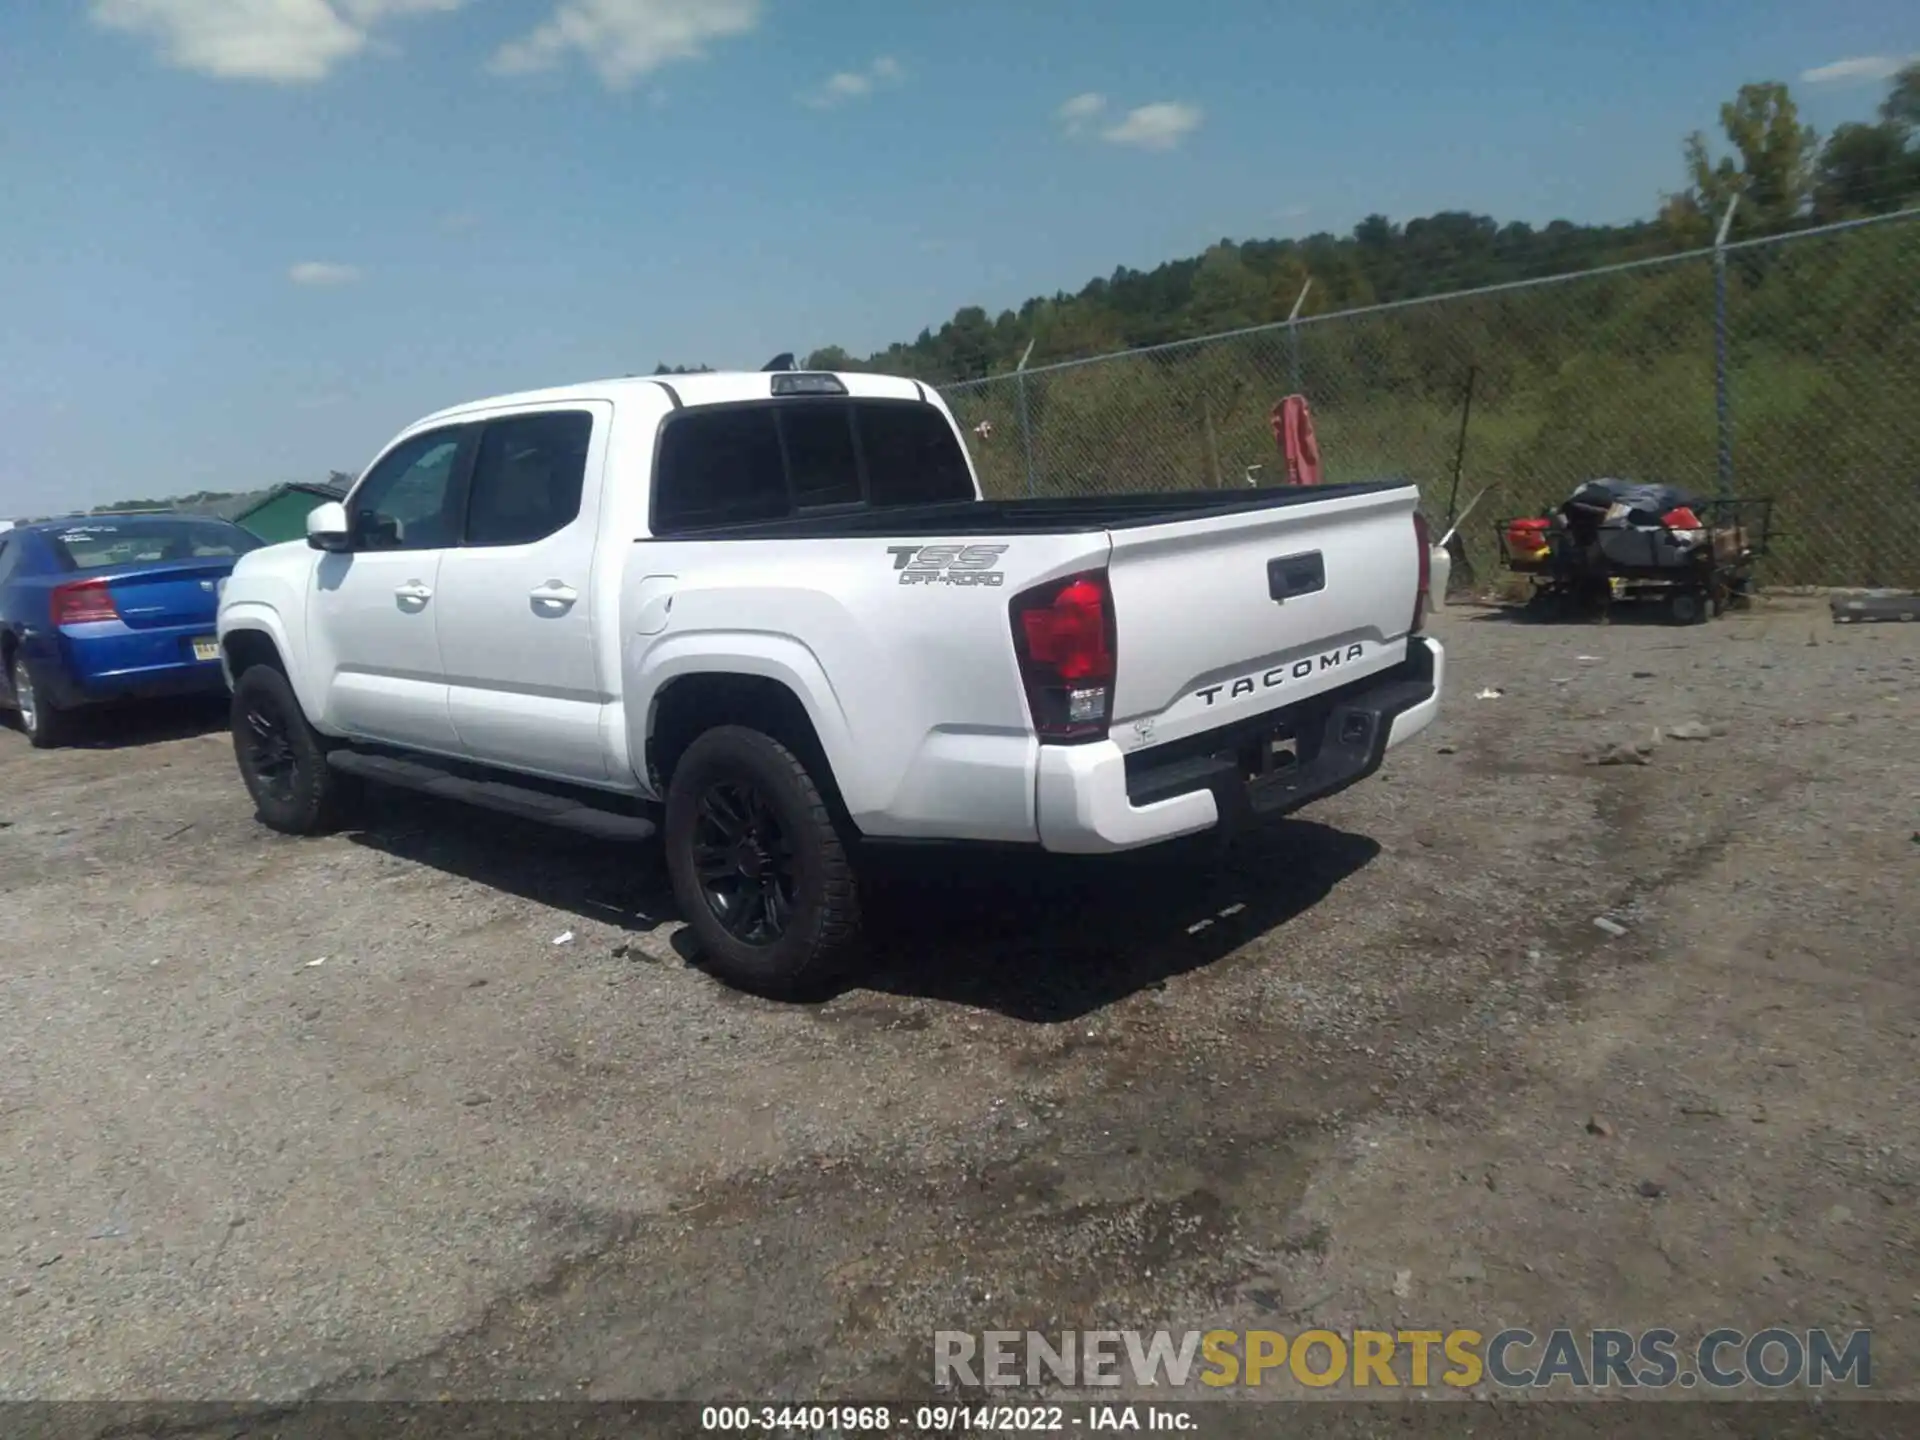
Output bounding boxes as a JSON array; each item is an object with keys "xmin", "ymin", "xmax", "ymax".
[
  {"xmin": 15, "ymin": 664, "xmax": 37, "ymax": 735},
  {"xmin": 9, "ymin": 657, "xmax": 70, "ymax": 748}
]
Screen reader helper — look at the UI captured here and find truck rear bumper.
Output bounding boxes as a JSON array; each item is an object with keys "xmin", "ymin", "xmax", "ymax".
[{"xmin": 1035, "ymin": 636, "xmax": 1444, "ymax": 854}]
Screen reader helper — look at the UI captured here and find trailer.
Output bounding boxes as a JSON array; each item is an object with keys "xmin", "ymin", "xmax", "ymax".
[{"xmin": 1495, "ymin": 491, "xmax": 1775, "ymax": 625}]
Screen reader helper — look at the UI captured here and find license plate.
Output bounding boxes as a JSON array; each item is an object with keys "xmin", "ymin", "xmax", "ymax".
[{"xmin": 192, "ymin": 638, "xmax": 220, "ymax": 662}]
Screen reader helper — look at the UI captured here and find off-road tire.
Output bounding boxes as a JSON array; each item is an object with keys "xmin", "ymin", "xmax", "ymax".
[
  {"xmin": 663, "ymin": 724, "xmax": 863, "ymax": 999},
  {"xmin": 231, "ymin": 665, "xmax": 357, "ymax": 835}
]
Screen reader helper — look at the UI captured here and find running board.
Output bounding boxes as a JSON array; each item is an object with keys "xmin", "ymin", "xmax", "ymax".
[{"xmin": 326, "ymin": 748, "xmax": 657, "ymax": 843}]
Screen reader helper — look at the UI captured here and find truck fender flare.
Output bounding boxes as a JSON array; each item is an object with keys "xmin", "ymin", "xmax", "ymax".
[
  {"xmin": 629, "ymin": 633, "xmax": 861, "ymax": 807},
  {"xmin": 219, "ymin": 604, "xmax": 325, "ymax": 727}
]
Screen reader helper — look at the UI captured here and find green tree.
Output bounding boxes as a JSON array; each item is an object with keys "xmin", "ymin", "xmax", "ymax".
[
  {"xmin": 1677, "ymin": 82, "xmax": 1818, "ymax": 236},
  {"xmin": 1187, "ymin": 242, "xmax": 1268, "ymax": 332},
  {"xmin": 1881, "ymin": 60, "xmax": 1920, "ymax": 133},
  {"xmin": 803, "ymin": 345, "xmax": 856, "ymax": 371},
  {"xmin": 938, "ymin": 306, "xmax": 997, "ymax": 380},
  {"xmin": 1879, "ymin": 61, "xmax": 1920, "ymax": 201},
  {"xmin": 1807, "ymin": 63, "xmax": 1920, "ymax": 221},
  {"xmin": 1814, "ymin": 121, "xmax": 1912, "ymax": 218}
]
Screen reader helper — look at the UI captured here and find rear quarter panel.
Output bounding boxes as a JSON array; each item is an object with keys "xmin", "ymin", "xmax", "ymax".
[{"xmin": 623, "ymin": 531, "xmax": 1110, "ymax": 841}]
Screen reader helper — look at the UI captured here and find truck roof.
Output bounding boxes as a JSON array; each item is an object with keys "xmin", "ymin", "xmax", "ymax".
[{"xmin": 416, "ymin": 370, "xmax": 933, "ymax": 428}]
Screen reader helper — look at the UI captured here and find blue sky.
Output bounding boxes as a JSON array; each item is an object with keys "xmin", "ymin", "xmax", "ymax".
[{"xmin": 1, "ymin": 0, "xmax": 1913, "ymax": 515}]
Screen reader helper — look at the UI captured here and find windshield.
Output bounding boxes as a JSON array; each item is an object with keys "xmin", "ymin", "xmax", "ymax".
[{"xmin": 44, "ymin": 518, "xmax": 263, "ymax": 571}]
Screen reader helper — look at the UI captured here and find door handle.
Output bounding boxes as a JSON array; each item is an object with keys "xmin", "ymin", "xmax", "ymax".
[
  {"xmin": 1267, "ymin": 551, "xmax": 1325, "ymax": 602},
  {"xmin": 529, "ymin": 581, "xmax": 579, "ymax": 609},
  {"xmin": 394, "ymin": 582, "xmax": 433, "ymax": 603}
]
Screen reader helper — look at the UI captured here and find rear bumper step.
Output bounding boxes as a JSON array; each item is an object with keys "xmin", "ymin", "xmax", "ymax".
[
  {"xmin": 326, "ymin": 749, "xmax": 657, "ymax": 843},
  {"xmin": 1035, "ymin": 637, "xmax": 1442, "ymax": 854},
  {"xmin": 1127, "ymin": 635, "xmax": 1439, "ymax": 820}
]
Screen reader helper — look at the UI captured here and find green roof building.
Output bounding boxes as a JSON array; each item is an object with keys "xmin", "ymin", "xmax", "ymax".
[{"xmin": 227, "ymin": 481, "xmax": 347, "ymax": 546}]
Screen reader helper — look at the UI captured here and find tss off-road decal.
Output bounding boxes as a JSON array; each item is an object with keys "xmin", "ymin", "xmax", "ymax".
[{"xmin": 887, "ymin": 544, "xmax": 1008, "ymax": 587}]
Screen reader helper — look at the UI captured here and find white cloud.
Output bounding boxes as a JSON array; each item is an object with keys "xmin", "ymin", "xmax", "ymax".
[
  {"xmin": 1801, "ymin": 54, "xmax": 1914, "ymax": 84},
  {"xmin": 1056, "ymin": 91, "xmax": 1106, "ymax": 134},
  {"xmin": 288, "ymin": 260, "xmax": 362, "ymax": 286},
  {"xmin": 802, "ymin": 54, "xmax": 905, "ymax": 109},
  {"xmin": 1100, "ymin": 101, "xmax": 1203, "ymax": 152},
  {"xmin": 339, "ymin": 0, "xmax": 462, "ymax": 19},
  {"xmin": 89, "ymin": 0, "xmax": 463, "ymax": 83},
  {"xmin": 492, "ymin": 0, "xmax": 762, "ymax": 90},
  {"xmin": 818, "ymin": 71, "xmax": 871, "ymax": 102},
  {"xmin": 1056, "ymin": 94, "xmax": 1202, "ymax": 150}
]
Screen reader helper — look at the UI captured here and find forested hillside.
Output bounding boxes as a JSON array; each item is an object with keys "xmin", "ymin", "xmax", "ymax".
[
  {"xmin": 911, "ymin": 72, "xmax": 1920, "ymax": 586},
  {"xmin": 784, "ymin": 70, "xmax": 1920, "ymax": 384}
]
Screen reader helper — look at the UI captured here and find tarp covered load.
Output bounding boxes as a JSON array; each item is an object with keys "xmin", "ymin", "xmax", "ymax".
[
  {"xmin": 1563, "ymin": 478, "xmax": 1705, "ymax": 525},
  {"xmin": 1559, "ymin": 477, "xmax": 1710, "ymax": 570}
]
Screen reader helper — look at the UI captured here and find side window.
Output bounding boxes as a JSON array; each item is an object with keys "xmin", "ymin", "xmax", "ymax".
[
  {"xmin": 465, "ymin": 411, "xmax": 593, "ymax": 547},
  {"xmin": 778, "ymin": 404, "xmax": 862, "ymax": 509},
  {"xmin": 652, "ymin": 407, "xmax": 787, "ymax": 534},
  {"xmin": 350, "ymin": 428, "xmax": 466, "ymax": 551},
  {"xmin": 0, "ymin": 540, "xmax": 15, "ymax": 586},
  {"xmin": 855, "ymin": 402, "xmax": 975, "ymax": 506}
]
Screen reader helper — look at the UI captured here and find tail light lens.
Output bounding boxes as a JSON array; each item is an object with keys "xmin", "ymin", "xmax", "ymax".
[
  {"xmin": 51, "ymin": 578, "xmax": 119, "ymax": 626},
  {"xmin": 1010, "ymin": 571, "xmax": 1116, "ymax": 742},
  {"xmin": 1411, "ymin": 512, "xmax": 1432, "ymax": 634}
]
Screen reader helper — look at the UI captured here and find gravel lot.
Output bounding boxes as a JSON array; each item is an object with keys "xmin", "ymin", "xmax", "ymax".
[{"xmin": 2, "ymin": 598, "xmax": 1915, "ymax": 1415}]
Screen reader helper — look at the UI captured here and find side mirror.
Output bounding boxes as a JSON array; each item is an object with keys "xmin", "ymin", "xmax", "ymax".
[{"xmin": 307, "ymin": 501, "xmax": 352, "ymax": 552}]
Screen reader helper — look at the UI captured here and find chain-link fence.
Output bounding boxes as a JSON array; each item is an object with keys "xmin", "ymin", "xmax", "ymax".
[{"xmin": 941, "ymin": 208, "xmax": 1920, "ymax": 588}]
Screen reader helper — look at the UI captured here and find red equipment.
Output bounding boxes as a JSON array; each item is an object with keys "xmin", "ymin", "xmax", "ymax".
[{"xmin": 1268, "ymin": 394, "xmax": 1322, "ymax": 485}]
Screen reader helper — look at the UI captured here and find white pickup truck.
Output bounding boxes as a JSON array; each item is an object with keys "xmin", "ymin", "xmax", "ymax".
[{"xmin": 218, "ymin": 368, "xmax": 1443, "ymax": 994}]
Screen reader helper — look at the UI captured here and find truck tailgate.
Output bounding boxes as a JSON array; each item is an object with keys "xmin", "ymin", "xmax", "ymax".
[{"xmin": 1104, "ymin": 484, "xmax": 1422, "ymax": 750}]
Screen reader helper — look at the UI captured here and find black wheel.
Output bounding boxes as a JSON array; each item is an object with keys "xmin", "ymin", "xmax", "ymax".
[
  {"xmin": 1522, "ymin": 585, "xmax": 1564, "ymax": 622},
  {"xmin": 9, "ymin": 654, "xmax": 72, "ymax": 749},
  {"xmin": 1668, "ymin": 590, "xmax": 1705, "ymax": 626},
  {"xmin": 663, "ymin": 725, "xmax": 862, "ymax": 998},
  {"xmin": 231, "ymin": 665, "xmax": 356, "ymax": 835}
]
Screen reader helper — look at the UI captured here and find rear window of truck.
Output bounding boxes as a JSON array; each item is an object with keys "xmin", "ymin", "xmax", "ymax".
[
  {"xmin": 651, "ymin": 399, "xmax": 973, "ymax": 535},
  {"xmin": 857, "ymin": 401, "xmax": 975, "ymax": 507}
]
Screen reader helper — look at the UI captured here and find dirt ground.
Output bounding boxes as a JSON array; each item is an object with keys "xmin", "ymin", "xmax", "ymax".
[{"xmin": 1, "ymin": 598, "xmax": 1915, "ymax": 1422}]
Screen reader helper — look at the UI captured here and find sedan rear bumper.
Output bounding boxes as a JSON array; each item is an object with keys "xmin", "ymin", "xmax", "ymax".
[{"xmin": 30, "ymin": 626, "xmax": 227, "ymax": 709}]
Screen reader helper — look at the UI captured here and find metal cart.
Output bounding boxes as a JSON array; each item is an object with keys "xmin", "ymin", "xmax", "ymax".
[{"xmin": 1494, "ymin": 496, "xmax": 1775, "ymax": 624}]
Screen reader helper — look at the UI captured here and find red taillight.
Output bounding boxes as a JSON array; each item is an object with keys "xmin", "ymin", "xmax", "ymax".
[
  {"xmin": 1021, "ymin": 578, "xmax": 1112, "ymax": 679},
  {"xmin": 1011, "ymin": 571, "xmax": 1116, "ymax": 742},
  {"xmin": 51, "ymin": 578, "xmax": 119, "ymax": 626},
  {"xmin": 1412, "ymin": 512, "xmax": 1431, "ymax": 634}
]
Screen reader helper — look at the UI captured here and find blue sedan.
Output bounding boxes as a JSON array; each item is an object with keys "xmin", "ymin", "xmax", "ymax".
[{"xmin": 0, "ymin": 514, "xmax": 264, "ymax": 747}]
